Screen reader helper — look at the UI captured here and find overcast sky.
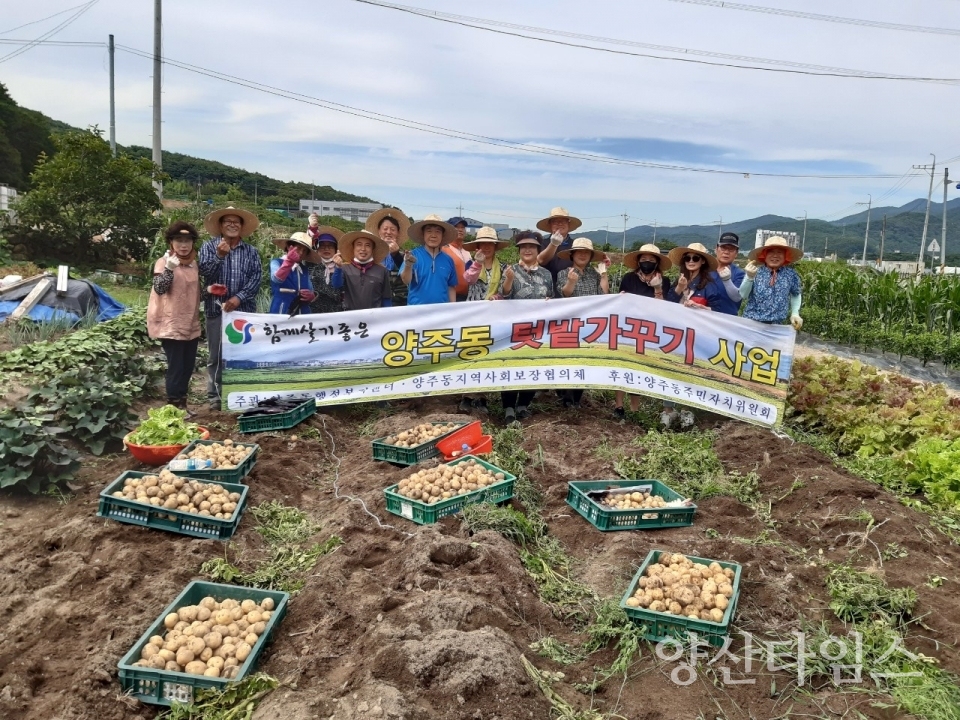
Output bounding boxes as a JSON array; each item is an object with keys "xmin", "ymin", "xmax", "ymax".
[{"xmin": 3, "ymin": 0, "xmax": 960, "ymax": 230}]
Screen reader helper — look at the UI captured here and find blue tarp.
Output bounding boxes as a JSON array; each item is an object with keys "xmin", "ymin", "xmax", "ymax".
[{"xmin": 0, "ymin": 278, "xmax": 126, "ymax": 324}]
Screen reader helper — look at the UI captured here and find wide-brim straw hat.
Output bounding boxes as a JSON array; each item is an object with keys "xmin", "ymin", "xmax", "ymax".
[
  {"xmin": 408, "ymin": 214, "xmax": 457, "ymax": 245},
  {"xmin": 668, "ymin": 242, "xmax": 719, "ymax": 272},
  {"xmin": 339, "ymin": 230, "xmax": 390, "ymax": 264},
  {"xmin": 536, "ymin": 206, "xmax": 582, "ymax": 233},
  {"xmin": 366, "ymin": 207, "xmax": 410, "ymax": 239},
  {"xmin": 463, "ymin": 226, "xmax": 510, "ymax": 251},
  {"xmin": 623, "ymin": 243, "xmax": 672, "ymax": 272},
  {"xmin": 557, "ymin": 237, "xmax": 604, "ymax": 262},
  {"xmin": 312, "ymin": 226, "xmax": 344, "ymax": 248},
  {"xmin": 203, "ymin": 206, "xmax": 260, "ymax": 238},
  {"xmin": 272, "ymin": 232, "xmax": 321, "ymax": 263},
  {"xmin": 748, "ymin": 236, "xmax": 804, "ymax": 264}
]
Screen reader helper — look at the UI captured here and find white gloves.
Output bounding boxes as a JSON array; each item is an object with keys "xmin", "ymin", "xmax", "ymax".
[
  {"xmin": 745, "ymin": 261, "xmax": 759, "ymax": 279},
  {"xmin": 791, "ymin": 314, "xmax": 803, "ymax": 331},
  {"xmin": 550, "ymin": 232, "xmax": 564, "ymax": 246},
  {"xmin": 648, "ymin": 274, "xmax": 663, "ymax": 288},
  {"xmin": 165, "ymin": 254, "xmax": 181, "ymax": 271},
  {"xmin": 717, "ymin": 265, "xmax": 731, "ymax": 280},
  {"xmin": 597, "ymin": 261, "xmax": 609, "ymax": 275}
]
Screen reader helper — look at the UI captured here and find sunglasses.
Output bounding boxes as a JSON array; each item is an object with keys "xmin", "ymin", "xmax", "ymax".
[{"xmin": 682, "ymin": 254, "xmax": 704, "ymax": 263}]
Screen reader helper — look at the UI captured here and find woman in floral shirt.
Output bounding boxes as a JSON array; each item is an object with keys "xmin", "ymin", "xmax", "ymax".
[
  {"xmin": 739, "ymin": 236, "xmax": 803, "ymax": 329},
  {"xmin": 306, "ymin": 225, "xmax": 345, "ymax": 314}
]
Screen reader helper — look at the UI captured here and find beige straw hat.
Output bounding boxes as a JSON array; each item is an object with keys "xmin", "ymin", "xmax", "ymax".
[
  {"xmin": 668, "ymin": 243, "xmax": 719, "ymax": 272},
  {"xmin": 408, "ymin": 214, "xmax": 457, "ymax": 245},
  {"xmin": 623, "ymin": 243, "xmax": 673, "ymax": 272},
  {"xmin": 747, "ymin": 236, "xmax": 803, "ymax": 264},
  {"xmin": 338, "ymin": 230, "xmax": 390, "ymax": 264},
  {"xmin": 272, "ymin": 232, "xmax": 321, "ymax": 263},
  {"xmin": 365, "ymin": 207, "xmax": 410, "ymax": 239},
  {"xmin": 463, "ymin": 226, "xmax": 510, "ymax": 251},
  {"xmin": 557, "ymin": 237, "xmax": 605, "ymax": 262},
  {"xmin": 536, "ymin": 206, "xmax": 582, "ymax": 233},
  {"xmin": 203, "ymin": 206, "xmax": 260, "ymax": 238}
]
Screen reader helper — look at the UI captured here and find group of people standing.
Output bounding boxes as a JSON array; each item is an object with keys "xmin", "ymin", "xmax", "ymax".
[{"xmin": 146, "ymin": 204, "xmax": 803, "ymax": 420}]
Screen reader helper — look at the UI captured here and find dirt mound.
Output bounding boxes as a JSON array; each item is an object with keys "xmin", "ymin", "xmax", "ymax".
[{"xmin": 2, "ymin": 393, "xmax": 960, "ymax": 720}]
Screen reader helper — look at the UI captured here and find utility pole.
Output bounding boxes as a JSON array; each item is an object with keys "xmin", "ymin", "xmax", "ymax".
[
  {"xmin": 824, "ymin": 235, "xmax": 828, "ymax": 258},
  {"xmin": 108, "ymin": 34, "xmax": 116, "ymax": 157},
  {"xmin": 604, "ymin": 225, "xmax": 609, "ymax": 247},
  {"xmin": 916, "ymin": 154, "xmax": 936, "ymax": 269},
  {"xmin": 879, "ymin": 215, "xmax": 886, "ymax": 264},
  {"xmin": 151, "ymin": 0, "xmax": 162, "ymax": 200},
  {"xmin": 621, "ymin": 212, "xmax": 628, "ymax": 254},
  {"xmin": 856, "ymin": 195, "xmax": 871, "ymax": 265},
  {"xmin": 801, "ymin": 211, "xmax": 807, "ymax": 254},
  {"xmin": 458, "ymin": 202, "xmax": 464, "ymax": 219},
  {"xmin": 941, "ymin": 168, "xmax": 949, "ymax": 269},
  {"xmin": 653, "ymin": 220, "xmax": 657, "ymax": 244},
  {"xmin": 254, "ymin": 179, "xmax": 258, "ymax": 206},
  {"xmin": 717, "ymin": 216, "xmax": 723, "ymax": 240}
]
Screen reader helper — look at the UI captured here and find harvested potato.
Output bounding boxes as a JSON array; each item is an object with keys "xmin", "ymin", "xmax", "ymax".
[
  {"xmin": 631, "ymin": 553, "xmax": 736, "ymax": 624},
  {"xmin": 383, "ymin": 422, "xmax": 460, "ymax": 448},
  {"xmin": 395, "ymin": 459, "xmax": 505, "ymax": 504},
  {"xmin": 175, "ymin": 441, "xmax": 252, "ymax": 469},
  {"xmin": 133, "ymin": 597, "xmax": 275, "ymax": 678},
  {"xmin": 118, "ymin": 472, "xmax": 240, "ymax": 519}
]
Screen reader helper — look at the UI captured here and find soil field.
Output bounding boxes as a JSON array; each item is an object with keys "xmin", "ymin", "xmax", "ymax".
[{"xmin": 1, "ymin": 390, "xmax": 959, "ymax": 720}]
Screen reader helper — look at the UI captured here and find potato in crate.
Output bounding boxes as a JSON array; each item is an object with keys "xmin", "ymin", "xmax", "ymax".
[{"xmin": 566, "ymin": 480, "xmax": 696, "ymax": 531}]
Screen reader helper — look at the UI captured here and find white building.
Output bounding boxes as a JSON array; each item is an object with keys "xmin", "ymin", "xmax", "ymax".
[
  {"xmin": 0, "ymin": 184, "xmax": 17, "ymax": 216},
  {"xmin": 755, "ymin": 229, "xmax": 800, "ymax": 250},
  {"xmin": 299, "ymin": 200, "xmax": 382, "ymax": 222}
]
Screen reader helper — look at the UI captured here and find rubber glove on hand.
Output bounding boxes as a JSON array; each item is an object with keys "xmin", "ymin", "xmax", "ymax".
[
  {"xmin": 299, "ymin": 289, "xmax": 316, "ymax": 303},
  {"xmin": 550, "ymin": 232, "xmax": 564, "ymax": 246},
  {"xmin": 745, "ymin": 261, "xmax": 760, "ymax": 279},
  {"xmin": 164, "ymin": 254, "xmax": 181, "ymax": 271},
  {"xmin": 790, "ymin": 314, "xmax": 803, "ymax": 331},
  {"xmin": 717, "ymin": 265, "xmax": 731, "ymax": 280},
  {"xmin": 648, "ymin": 273, "xmax": 663, "ymax": 288},
  {"xmin": 284, "ymin": 247, "xmax": 302, "ymax": 263}
]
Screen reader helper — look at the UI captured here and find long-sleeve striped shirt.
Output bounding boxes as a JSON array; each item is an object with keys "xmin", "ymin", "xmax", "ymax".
[{"xmin": 198, "ymin": 238, "xmax": 262, "ymax": 317}]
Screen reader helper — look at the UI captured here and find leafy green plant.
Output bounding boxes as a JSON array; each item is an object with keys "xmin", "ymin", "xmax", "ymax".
[
  {"xmin": 902, "ymin": 437, "xmax": 960, "ymax": 511},
  {"xmin": 0, "ymin": 410, "xmax": 80, "ymax": 493},
  {"xmin": 127, "ymin": 404, "xmax": 201, "ymax": 446},
  {"xmin": 162, "ymin": 673, "xmax": 278, "ymax": 719},
  {"xmin": 825, "ymin": 563, "xmax": 917, "ymax": 625}
]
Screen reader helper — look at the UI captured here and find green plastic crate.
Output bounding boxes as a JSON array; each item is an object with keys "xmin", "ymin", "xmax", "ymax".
[
  {"xmin": 97, "ymin": 471, "xmax": 249, "ymax": 540},
  {"xmin": 384, "ymin": 455, "xmax": 515, "ymax": 524},
  {"xmin": 566, "ymin": 480, "xmax": 696, "ymax": 531},
  {"xmin": 117, "ymin": 581, "xmax": 289, "ymax": 706},
  {"xmin": 168, "ymin": 440, "xmax": 260, "ymax": 483},
  {"xmin": 372, "ymin": 422, "xmax": 466, "ymax": 466},
  {"xmin": 620, "ymin": 550, "xmax": 743, "ymax": 648},
  {"xmin": 237, "ymin": 399, "xmax": 316, "ymax": 434}
]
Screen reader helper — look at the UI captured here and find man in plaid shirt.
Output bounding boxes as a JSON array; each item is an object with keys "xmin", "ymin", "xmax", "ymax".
[{"xmin": 198, "ymin": 207, "xmax": 262, "ymax": 409}]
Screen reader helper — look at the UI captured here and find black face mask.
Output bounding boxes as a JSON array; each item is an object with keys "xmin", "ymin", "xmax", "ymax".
[{"xmin": 637, "ymin": 261, "xmax": 658, "ymax": 274}]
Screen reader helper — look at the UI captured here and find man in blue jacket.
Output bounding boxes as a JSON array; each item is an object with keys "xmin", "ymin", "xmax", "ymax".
[{"xmin": 711, "ymin": 232, "xmax": 746, "ymax": 315}]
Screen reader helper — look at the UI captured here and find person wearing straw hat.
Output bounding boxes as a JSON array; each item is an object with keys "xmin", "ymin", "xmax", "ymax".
[
  {"xmin": 269, "ymin": 232, "xmax": 319, "ymax": 316},
  {"xmin": 444, "ymin": 216, "xmax": 473, "ymax": 302},
  {"xmin": 614, "ymin": 244, "xmax": 673, "ymax": 419},
  {"xmin": 400, "ymin": 214, "xmax": 459, "ymax": 305},
  {"xmin": 367, "ymin": 207, "xmax": 411, "ymax": 306},
  {"xmin": 332, "ymin": 230, "xmax": 393, "ymax": 311},
  {"xmin": 198, "ymin": 206, "xmax": 263, "ymax": 409},
  {"xmin": 666, "ymin": 242, "xmax": 724, "ymax": 311},
  {"xmin": 533, "ymin": 206, "xmax": 582, "ymax": 289},
  {"xmin": 148, "ymin": 221, "xmax": 202, "ymax": 415},
  {"xmin": 710, "ymin": 232, "xmax": 746, "ymax": 315},
  {"xmin": 498, "ymin": 230, "xmax": 555, "ymax": 421},
  {"xmin": 739, "ymin": 236, "xmax": 803, "ymax": 329},
  {"xmin": 456, "ymin": 226, "xmax": 510, "ymax": 413},
  {"xmin": 554, "ymin": 237, "xmax": 608, "ymax": 408},
  {"xmin": 305, "ymin": 225, "xmax": 345, "ymax": 314}
]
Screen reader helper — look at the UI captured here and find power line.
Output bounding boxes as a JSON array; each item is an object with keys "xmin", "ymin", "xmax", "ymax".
[
  {"xmin": 111, "ymin": 42, "xmax": 906, "ymax": 179},
  {"xmin": 353, "ymin": 0, "xmax": 960, "ymax": 84},
  {"xmin": 665, "ymin": 0, "xmax": 960, "ymax": 37},
  {"xmin": 0, "ymin": 0, "xmax": 99, "ymax": 64},
  {"xmin": 0, "ymin": 2, "xmax": 92, "ymax": 36}
]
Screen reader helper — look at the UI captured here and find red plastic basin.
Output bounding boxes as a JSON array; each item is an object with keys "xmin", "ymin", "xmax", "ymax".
[
  {"xmin": 123, "ymin": 427, "xmax": 210, "ymax": 466},
  {"xmin": 437, "ymin": 421, "xmax": 493, "ymax": 460}
]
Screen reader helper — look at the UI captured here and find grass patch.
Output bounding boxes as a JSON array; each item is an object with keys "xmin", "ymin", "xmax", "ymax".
[
  {"xmin": 825, "ymin": 563, "xmax": 917, "ymax": 626},
  {"xmin": 201, "ymin": 501, "xmax": 342, "ymax": 593},
  {"xmin": 162, "ymin": 673, "xmax": 278, "ymax": 719}
]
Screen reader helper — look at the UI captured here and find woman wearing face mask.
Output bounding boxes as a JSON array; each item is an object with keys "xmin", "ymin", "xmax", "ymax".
[
  {"xmin": 739, "ymin": 236, "xmax": 803, "ymax": 329},
  {"xmin": 498, "ymin": 230, "xmax": 554, "ymax": 422},
  {"xmin": 615, "ymin": 244, "xmax": 673, "ymax": 419},
  {"xmin": 148, "ymin": 221, "xmax": 203, "ymax": 414},
  {"xmin": 666, "ymin": 243, "xmax": 723, "ymax": 311},
  {"xmin": 270, "ymin": 232, "xmax": 319, "ymax": 315},
  {"xmin": 306, "ymin": 226, "xmax": 344, "ymax": 314}
]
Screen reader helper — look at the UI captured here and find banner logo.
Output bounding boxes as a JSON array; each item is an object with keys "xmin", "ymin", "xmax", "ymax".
[{"xmin": 225, "ymin": 318, "xmax": 255, "ymax": 345}]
